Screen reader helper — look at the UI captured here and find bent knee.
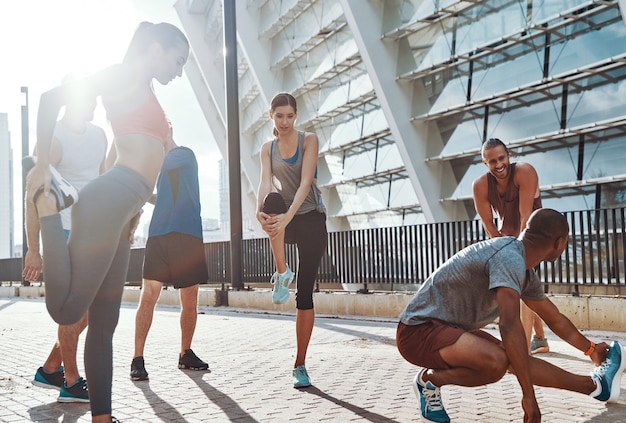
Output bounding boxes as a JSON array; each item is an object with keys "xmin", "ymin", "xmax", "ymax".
[
  {"xmin": 48, "ymin": 307, "xmax": 85, "ymax": 326},
  {"xmin": 482, "ymin": 351, "xmax": 509, "ymax": 382}
]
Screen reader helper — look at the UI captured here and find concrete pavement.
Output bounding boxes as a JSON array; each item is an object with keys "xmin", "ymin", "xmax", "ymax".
[{"xmin": 0, "ymin": 297, "xmax": 625, "ymax": 422}]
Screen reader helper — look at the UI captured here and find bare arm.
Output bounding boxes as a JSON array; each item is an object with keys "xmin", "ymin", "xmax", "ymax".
[
  {"xmin": 256, "ymin": 142, "xmax": 274, "ymax": 234},
  {"xmin": 23, "ymin": 139, "xmax": 62, "ymax": 281},
  {"xmin": 515, "ymin": 162, "xmax": 540, "ymax": 233},
  {"xmin": 99, "ymin": 135, "xmax": 109, "ymax": 175},
  {"xmin": 472, "ymin": 175, "xmax": 501, "ymax": 238},
  {"xmin": 526, "ymin": 298, "xmax": 609, "ymax": 366},
  {"xmin": 28, "ymin": 64, "xmax": 132, "ymax": 198},
  {"xmin": 496, "ymin": 287, "xmax": 540, "ymax": 422},
  {"xmin": 105, "ymin": 142, "xmax": 117, "ymax": 172},
  {"xmin": 22, "ymin": 196, "xmax": 42, "ymax": 282}
]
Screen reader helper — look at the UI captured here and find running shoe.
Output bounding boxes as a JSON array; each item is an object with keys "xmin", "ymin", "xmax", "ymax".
[
  {"xmin": 292, "ymin": 365, "xmax": 311, "ymax": 388},
  {"xmin": 130, "ymin": 356, "xmax": 149, "ymax": 381},
  {"xmin": 530, "ymin": 336, "xmax": 550, "ymax": 354},
  {"xmin": 28, "ymin": 158, "xmax": 78, "ymax": 212},
  {"xmin": 32, "ymin": 366, "xmax": 64, "ymax": 390},
  {"xmin": 178, "ymin": 349, "xmax": 209, "ymax": 370},
  {"xmin": 412, "ymin": 369, "xmax": 450, "ymax": 423},
  {"xmin": 591, "ymin": 340, "xmax": 625, "ymax": 403},
  {"xmin": 271, "ymin": 266, "xmax": 294, "ymax": 304},
  {"xmin": 57, "ymin": 376, "xmax": 89, "ymax": 403}
]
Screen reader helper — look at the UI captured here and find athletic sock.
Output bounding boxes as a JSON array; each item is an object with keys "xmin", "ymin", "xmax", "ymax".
[{"xmin": 589, "ymin": 375, "xmax": 601, "ymax": 398}]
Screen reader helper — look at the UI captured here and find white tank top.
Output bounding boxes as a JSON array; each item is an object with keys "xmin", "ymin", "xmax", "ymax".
[{"xmin": 54, "ymin": 121, "xmax": 107, "ymax": 230}]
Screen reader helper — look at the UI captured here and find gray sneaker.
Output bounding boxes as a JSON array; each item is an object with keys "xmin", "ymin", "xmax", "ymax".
[
  {"xmin": 530, "ymin": 336, "xmax": 550, "ymax": 354},
  {"xmin": 32, "ymin": 366, "xmax": 64, "ymax": 390},
  {"xmin": 57, "ymin": 377, "xmax": 89, "ymax": 403}
]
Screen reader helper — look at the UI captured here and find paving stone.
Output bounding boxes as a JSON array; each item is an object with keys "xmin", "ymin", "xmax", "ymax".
[{"xmin": 0, "ymin": 297, "xmax": 625, "ymax": 422}]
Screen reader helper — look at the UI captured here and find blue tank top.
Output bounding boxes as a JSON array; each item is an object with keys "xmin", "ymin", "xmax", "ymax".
[{"xmin": 148, "ymin": 146, "xmax": 203, "ymax": 239}]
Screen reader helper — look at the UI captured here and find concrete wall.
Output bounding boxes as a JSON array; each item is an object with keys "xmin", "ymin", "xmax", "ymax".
[{"xmin": 2, "ymin": 286, "xmax": 624, "ymax": 332}]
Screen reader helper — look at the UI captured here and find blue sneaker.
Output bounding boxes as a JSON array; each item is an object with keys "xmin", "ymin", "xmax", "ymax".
[
  {"xmin": 412, "ymin": 369, "xmax": 450, "ymax": 423},
  {"xmin": 57, "ymin": 376, "xmax": 89, "ymax": 403},
  {"xmin": 32, "ymin": 366, "xmax": 64, "ymax": 391},
  {"xmin": 292, "ymin": 365, "xmax": 311, "ymax": 388},
  {"xmin": 591, "ymin": 340, "xmax": 625, "ymax": 403},
  {"xmin": 271, "ymin": 266, "xmax": 294, "ymax": 304}
]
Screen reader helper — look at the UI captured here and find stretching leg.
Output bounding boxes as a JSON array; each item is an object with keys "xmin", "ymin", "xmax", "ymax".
[
  {"xmin": 426, "ymin": 332, "xmax": 595, "ymax": 396},
  {"xmin": 269, "ymin": 230, "xmax": 288, "ymax": 274},
  {"xmin": 39, "ymin": 174, "xmax": 141, "ymax": 325}
]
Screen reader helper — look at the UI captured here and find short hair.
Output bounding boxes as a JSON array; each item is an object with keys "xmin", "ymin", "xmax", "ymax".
[{"xmin": 525, "ymin": 208, "xmax": 569, "ymax": 242}]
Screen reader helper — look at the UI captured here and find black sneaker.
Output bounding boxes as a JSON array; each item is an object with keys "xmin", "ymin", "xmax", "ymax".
[
  {"xmin": 178, "ymin": 349, "xmax": 209, "ymax": 370},
  {"xmin": 130, "ymin": 356, "xmax": 149, "ymax": 381},
  {"xmin": 32, "ymin": 366, "xmax": 64, "ymax": 390},
  {"xmin": 29, "ymin": 160, "xmax": 78, "ymax": 212},
  {"xmin": 57, "ymin": 376, "xmax": 89, "ymax": 403}
]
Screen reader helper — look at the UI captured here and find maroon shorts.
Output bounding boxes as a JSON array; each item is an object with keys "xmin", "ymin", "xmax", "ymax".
[{"xmin": 396, "ymin": 320, "xmax": 501, "ymax": 370}]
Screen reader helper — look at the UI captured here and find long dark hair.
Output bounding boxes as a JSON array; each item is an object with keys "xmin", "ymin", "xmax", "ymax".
[
  {"xmin": 123, "ymin": 22, "xmax": 188, "ymax": 64},
  {"xmin": 270, "ymin": 92, "xmax": 298, "ymax": 137}
]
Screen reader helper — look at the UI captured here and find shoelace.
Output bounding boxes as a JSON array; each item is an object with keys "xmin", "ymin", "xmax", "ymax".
[
  {"xmin": 423, "ymin": 385, "xmax": 445, "ymax": 412},
  {"xmin": 270, "ymin": 273, "xmax": 279, "ymax": 285},
  {"xmin": 594, "ymin": 357, "xmax": 612, "ymax": 377}
]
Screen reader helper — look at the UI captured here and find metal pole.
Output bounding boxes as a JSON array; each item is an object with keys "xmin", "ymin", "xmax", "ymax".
[
  {"xmin": 223, "ymin": 0, "xmax": 243, "ymax": 290},
  {"xmin": 21, "ymin": 86, "xmax": 30, "ymax": 286}
]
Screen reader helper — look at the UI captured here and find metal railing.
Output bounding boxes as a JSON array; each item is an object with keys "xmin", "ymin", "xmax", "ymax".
[{"xmin": 1, "ymin": 207, "xmax": 625, "ymax": 293}]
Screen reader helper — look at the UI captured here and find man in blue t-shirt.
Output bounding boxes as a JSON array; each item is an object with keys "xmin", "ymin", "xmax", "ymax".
[
  {"xmin": 129, "ymin": 129, "xmax": 209, "ymax": 381},
  {"xmin": 397, "ymin": 208, "xmax": 624, "ymax": 423}
]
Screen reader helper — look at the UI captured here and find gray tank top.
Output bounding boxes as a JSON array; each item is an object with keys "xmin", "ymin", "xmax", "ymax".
[{"xmin": 270, "ymin": 131, "xmax": 325, "ymax": 215}]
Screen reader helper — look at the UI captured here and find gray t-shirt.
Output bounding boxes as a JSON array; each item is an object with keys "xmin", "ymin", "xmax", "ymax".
[{"xmin": 399, "ymin": 237, "xmax": 546, "ymax": 331}]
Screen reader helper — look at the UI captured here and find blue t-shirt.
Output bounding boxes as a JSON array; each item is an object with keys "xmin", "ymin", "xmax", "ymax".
[
  {"xmin": 398, "ymin": 237, "xmax": 546, "ymax": 331},
  {"xmin": 148, "ymin": 146, "xmax": 203, "ymax": 239}
]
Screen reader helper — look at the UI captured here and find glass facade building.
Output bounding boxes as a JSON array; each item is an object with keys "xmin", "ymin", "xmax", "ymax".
[{"xmin": 175, "ymin": 0, "xmax": 626, "ymax": 233}]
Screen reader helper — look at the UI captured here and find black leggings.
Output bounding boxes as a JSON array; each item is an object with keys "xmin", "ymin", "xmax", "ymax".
[
  {"xmin": 40, "ymin": 166, "xmax": 152, "ymax": 416},
  {"xmin": 285, "ymin": 211, "xmax": 327, "ymax": 310}
]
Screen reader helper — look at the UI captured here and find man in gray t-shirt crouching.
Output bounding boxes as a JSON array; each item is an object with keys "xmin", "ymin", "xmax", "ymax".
[{"xmin": 397, "ymin": 208, "xmax": 624, "ymax": 423}]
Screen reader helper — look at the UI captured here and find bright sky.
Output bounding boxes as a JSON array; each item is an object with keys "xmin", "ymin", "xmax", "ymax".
[{"xmin": 0, "ymin": 0, "xmax": 223, "ymax": 247}]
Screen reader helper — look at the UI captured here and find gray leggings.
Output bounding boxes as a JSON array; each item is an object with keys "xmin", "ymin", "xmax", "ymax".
[{"xmin": 40, "ymin": 166, "xmax": 152, "ymax": 416}]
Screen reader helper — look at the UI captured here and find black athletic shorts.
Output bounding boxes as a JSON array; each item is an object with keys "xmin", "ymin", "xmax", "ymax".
[{"xmin": 142, "ymin": 232, "xmax": 208, "ymax": 289}]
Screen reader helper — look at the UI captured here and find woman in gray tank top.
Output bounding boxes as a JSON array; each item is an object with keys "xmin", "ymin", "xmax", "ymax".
[{"xmin": 256, "ymin": 92, "xmax": 327, "ymax": 389}]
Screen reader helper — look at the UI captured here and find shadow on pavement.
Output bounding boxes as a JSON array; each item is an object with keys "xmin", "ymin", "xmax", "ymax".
[
  {"xmin": 303, "ymin": 386, "xmax": 402, "ymax": 423},
  {"xmin": 316, "ymin": 319, "xmax": 397, "ymax": 345},
  {"xmin": 182, "ymin": 369, "xmax": 259, "ymax": 423},
  {"xmin": 133, "ymin": 379, "xmax": 188, "ymax": 422},
  {"xmin": 585, "ymin": 402, "xmax": 626, "ymax": 422},
  {"xmin": 27, "ymin": 402, "xmax": 89, "ymax": 423}
]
